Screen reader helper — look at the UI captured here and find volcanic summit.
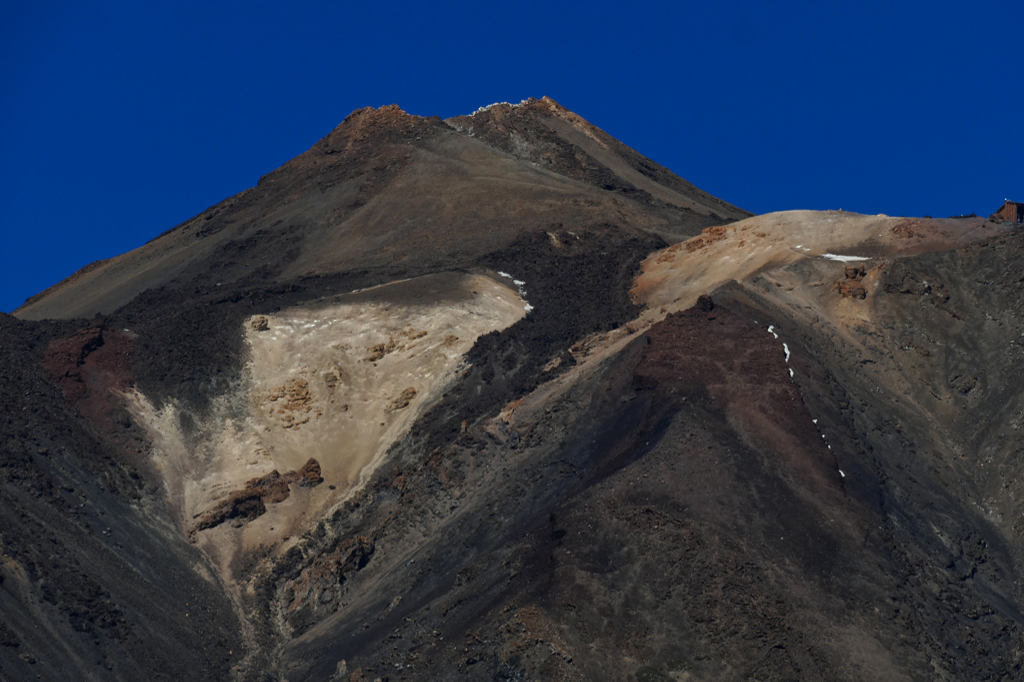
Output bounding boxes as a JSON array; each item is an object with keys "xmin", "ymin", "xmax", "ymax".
[{"xmin": 2, "ymin": 98, "xmax": 1023, "ymax": 682}]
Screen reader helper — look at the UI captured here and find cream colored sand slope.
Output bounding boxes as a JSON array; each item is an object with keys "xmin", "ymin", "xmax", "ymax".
[
  {"xmin": 127, "ymin": 272, "xmax": 527, "ymax": 560},
  {"xmin": 564, "ymin": 210, "xmax": 905, "ymax": 376},
  {"xmin": 631, "ymin": 209, "xmax": 1002, "ymax": 315},
  {"xmin": 631, "ymin": 210, "xmax": 901, "ymax": 314}
]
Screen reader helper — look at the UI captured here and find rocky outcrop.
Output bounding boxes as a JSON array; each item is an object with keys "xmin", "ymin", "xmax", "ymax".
[
  {"xmin": 192, "ymin": 458, "xmax": 323, "ymax": 534},
  {"xmin": 266, "ymin": 378, "xmax": 321, "ymax": 429},
  {"xmin": 281, "ymin": 535, "xmax": 376, "ymax": 634},
  {"xmin": 386, "ymin": 386, "xmax": 417, "ymax": 412},
  {"xmin": 42, "ymin": 324, "xmax": 149, "ymax": 467},
  {"xmin": 832, "ymin": 263, "xmax": 867, "ymax": 298}
]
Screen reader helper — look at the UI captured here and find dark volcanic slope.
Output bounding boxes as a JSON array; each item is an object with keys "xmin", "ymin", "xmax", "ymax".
[
  {"xmin": 2, "ymin": 99, "xmax": 749, "ymax": 681},
  {"xmin": 5, "ymin": 96, "xmax": 1024, "ymax": 682},
  {"xmin": 0, "ymin": 314, "xmax": 241, "ymax": 682},
  {"xmin": 273, "ymin": 231, "xmax": 1024, "ymax": 682},
  {"xmin": 15, "ymin": 97, "xmax": 748, "ymax": 322}
]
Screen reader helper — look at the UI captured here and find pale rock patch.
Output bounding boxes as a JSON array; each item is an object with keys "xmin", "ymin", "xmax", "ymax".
[{"xmin": 125, "ymin": 271, "xmax": 526, "ymax": 573}]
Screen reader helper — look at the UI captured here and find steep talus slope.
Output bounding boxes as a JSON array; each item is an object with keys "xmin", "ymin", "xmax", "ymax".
[
  {"xmin": 446, "ymin": 98, "xmax": 743, "ymax": 239},
  {"xmin": 0, "ymin": 314, "xmax": 241, "ymax": 681},
  {"xmin": 122, "ymin": 271, "xmax": 531, "ymax": 579},
  {"xmin": 696, "ymin": 229, "xmax": 1024, "ymax": 680}
]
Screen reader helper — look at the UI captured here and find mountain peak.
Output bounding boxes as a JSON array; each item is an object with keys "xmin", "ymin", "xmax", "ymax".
[
  {"xmin": 15, "ymin": 100, "xmax": 749, "ymax": 321},
  {"xmin": 451, "ymin": 95, "xmax": 590, "ymax": 130},
  {"xmin": 335, "ymin": 103, "xmax": 424, "ymax": 133},
  {"xmin": 307, "ymin": 103, "xmax": 440, "ymax": 160}
]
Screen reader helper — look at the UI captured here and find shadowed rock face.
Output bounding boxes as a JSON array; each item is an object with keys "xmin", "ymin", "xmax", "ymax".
[
  {"xmin": 0, "ymin": 314, "xmax": 241, "ymax": 682},
  {"xmin": 3, "ymin": 101, "xmax": 1024, "ymax": 682}
]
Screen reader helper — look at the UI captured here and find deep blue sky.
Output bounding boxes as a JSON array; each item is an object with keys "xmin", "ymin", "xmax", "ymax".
[{"xmin": 3, "ymin": 1, "xmax": 1022, "ymax": 314}]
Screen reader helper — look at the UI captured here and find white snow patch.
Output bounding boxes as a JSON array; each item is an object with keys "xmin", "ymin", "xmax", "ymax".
[
  {"xmin": 821, "ymin": 253, "xmax": 870, "ymax": 262},
  {"xmin": 839, "ymin": 469, "xmax": 846, "ymax": 477},
  {"xmin": 469, "ymin": 99, "xmax": 532, "ymax": 116},
  {"xmin": 498, "ymin": 271, "xmax": 532, "ymax": 314},
  {"xmin": 472, "ymin": 102, "xmax": 510, "ymax": 115},
  {"xmin": 497, "ymin": 271, "xmax": 527, "ymax": 296},
  {"xmin": 788, "ymin": 368, "xmax": 794, "ymax": 378},
  {"xmin": 782, "ymin": 343, "xmax": 791, "ymax": 362},
  {"xmin": 812, "ymin": 418, "xmax": 818, "ymax": 424},
  {"xmin": 767, "ymin": 325, "xmax": 778, "ymax": 339}
]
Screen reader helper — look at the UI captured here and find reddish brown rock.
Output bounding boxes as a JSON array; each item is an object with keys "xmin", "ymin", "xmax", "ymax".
[
  {"xmin": 684, "ymin": 224, "xmax": 730, "ymax": 252},
  {"xmin": 386, "ymin": 386, "xmax": 417, "ymax": 412},
  {"xmin": 42, "ymin": 325, "xmax": 146, "ymax": 463},
  {"xmin": 192, "ymin": 458, "xmax": 324, "ymax": 534},
  {"xmin": 293, "ymin": 458, "xmax": 324, "ymax": 488},
  {"xmin": 833, "ymin": 264, "xmax": 867, "ymax": 299}
]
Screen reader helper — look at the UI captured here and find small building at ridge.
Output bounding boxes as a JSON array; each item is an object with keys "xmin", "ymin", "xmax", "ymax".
[{"xmin": 992, "ymin": 200, "xmax": 1024, "ymax": 223}]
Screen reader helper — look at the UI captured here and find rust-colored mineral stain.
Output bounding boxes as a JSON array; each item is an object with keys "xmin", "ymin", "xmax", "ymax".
[
  {"xmin": 638, "ymin": 298, "xmax": 835, "ymax": 488},
  {"xmin": 833, "ymin": 264, "xmax": 868, "ymax": 299},
  {"xmin": 44, "ymin": 326, "xmax": 141, "ymax": 458},
  {"xmin": 684, "ymin": 224, "xmax": 730, "ymax": 252}
]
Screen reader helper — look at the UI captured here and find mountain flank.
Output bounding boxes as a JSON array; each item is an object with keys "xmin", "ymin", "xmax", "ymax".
[
  {"xmin": 15, "ymin": 97, "xmax": 748, "ymax": 322},
  {"xmin": 3, "ymin": 99, "xmax": 1023, "ymax": 682}
]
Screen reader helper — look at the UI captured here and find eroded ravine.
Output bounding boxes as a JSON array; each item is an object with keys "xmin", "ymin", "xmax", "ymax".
[{"xmin": 126, "ymin": 272, "xmax": 528, "ymax": 581}]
